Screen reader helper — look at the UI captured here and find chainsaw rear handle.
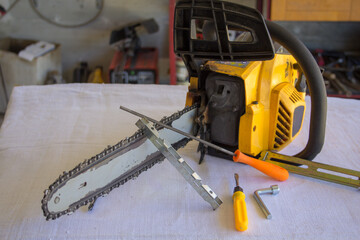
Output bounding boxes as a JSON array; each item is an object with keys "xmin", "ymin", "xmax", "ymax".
[{"xmin": 266, "ymin": 21, "xmax": 327, "ymax": 160}]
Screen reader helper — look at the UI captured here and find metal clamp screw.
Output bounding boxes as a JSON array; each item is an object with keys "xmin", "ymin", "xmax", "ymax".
[{"xmin": 253, "ymin": 185, "xmax": 279, "ymax": 219}]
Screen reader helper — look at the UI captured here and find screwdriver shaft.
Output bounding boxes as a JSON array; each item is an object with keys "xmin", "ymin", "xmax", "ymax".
[
  {"xmin": 120, "ymin": 106, "xmax": 235, "ymax": 157},
  {"xmin": 234, "ymin": 173, "xmax": 239, "ymax": 186},
  {"xmin": 120, "ymin": 106, "xmax": 289, "ymax": 182}
]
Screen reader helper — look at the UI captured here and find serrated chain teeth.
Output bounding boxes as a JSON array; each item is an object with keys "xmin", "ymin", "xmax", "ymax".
[{"xmin": 41, "ymin": 104, "xmax": 198, "ymax": 220}]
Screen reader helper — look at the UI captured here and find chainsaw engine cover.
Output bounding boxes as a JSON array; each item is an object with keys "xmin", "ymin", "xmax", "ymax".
[
  {"xmin": 205, "ymin": 72, "xmax": 245, "ymax": 147},
  {"xmin": 200, "ymin": 54, "xmax": 306, "ymax": 157}
]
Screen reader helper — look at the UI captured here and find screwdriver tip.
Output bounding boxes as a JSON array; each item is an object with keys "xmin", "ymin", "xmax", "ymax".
[{"xmin": 234, "ymin": 173, "xmax": 239, "ymax": 186}]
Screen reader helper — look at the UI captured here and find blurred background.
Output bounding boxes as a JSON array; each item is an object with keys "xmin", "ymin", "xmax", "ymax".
[{"xmin": 0, "ymin": 0, "xmax": 359, "ymax": 118}]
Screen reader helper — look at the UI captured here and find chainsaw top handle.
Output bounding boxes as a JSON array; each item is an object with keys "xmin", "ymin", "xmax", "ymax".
[{"xmin": 265, "ymin": 21, "xmax": 327, "ymax": 160}]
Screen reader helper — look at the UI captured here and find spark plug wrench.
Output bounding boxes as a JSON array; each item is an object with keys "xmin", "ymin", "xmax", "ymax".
[{"xmin": 253, "ymin": 185, "xmax": 279, "ymax": 219}]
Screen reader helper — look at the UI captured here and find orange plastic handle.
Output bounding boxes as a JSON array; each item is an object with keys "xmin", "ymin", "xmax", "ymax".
[{"xmin": 233, "ymin": 150, "xmax": 289, "ymax": 181}]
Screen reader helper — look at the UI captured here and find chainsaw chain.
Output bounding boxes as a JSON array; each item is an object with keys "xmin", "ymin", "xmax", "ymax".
[{"xmin": 41, "ymin": 105, "xmax": 198, "ymax": 220}]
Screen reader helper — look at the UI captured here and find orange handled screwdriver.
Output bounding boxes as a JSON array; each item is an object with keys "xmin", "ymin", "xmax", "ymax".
[
  {"xmin": 120, "ymin": 106, "xmax": 289, "ymax": 181},
  {"xmin": 233, "ymin": 150, "xmax": 289, "ymax": 181}
]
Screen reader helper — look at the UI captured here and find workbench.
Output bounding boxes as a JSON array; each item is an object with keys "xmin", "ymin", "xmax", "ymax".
[{"xmin": 0, "ymin": 84, "xmax": 359, "ymax": 239}]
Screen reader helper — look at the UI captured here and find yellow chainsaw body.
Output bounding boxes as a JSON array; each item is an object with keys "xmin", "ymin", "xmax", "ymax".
[{"xmin": 186, "ymin": 53, "xmax": 306, "ymax": 157}]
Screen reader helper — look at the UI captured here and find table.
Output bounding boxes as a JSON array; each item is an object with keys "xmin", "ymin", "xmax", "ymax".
[{"xmin": 1, "ymin": 84, "xmax": 359, "ymax": 239}]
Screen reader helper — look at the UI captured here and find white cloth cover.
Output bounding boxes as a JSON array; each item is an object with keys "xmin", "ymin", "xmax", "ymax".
[{"xmin": 0, "ymin": 84, "xmax": 359, "ymax": 240}]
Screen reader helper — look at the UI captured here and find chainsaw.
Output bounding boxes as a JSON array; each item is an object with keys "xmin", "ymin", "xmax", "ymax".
[{"xmin": 41, "ymin": 0, "xmax": 328, "ymax": 220}]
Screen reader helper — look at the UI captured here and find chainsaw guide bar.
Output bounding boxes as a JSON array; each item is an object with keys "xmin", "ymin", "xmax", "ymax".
[{"xmin": 41, "ymin": 104, "xmax": 198, "ymax": 220}]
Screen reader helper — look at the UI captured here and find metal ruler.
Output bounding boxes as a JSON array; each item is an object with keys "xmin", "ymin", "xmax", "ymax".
[{"xmin": 136, "ymin": 118, "xmax": 222, "ymax": 210}]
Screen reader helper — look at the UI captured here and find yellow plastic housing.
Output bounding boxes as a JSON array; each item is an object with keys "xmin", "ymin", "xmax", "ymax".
[
  {"xmin": 185, "ymin": 77, "xmax": 200, "ymax": 107},
  {"xmin": 201, "ymin": 53, "xmax": 305, "ymax": 156},
  {"xmin": 269, "ymin": 82, "xmax": 306, "ymax": 150}
]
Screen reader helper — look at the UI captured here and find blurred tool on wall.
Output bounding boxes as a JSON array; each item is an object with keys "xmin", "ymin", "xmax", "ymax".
[
  {"xmin": 314, "ymin": 50, "xmax": 360, "ymax": 99},
  {"xmin": 73, "ymin": 62, "xmax": 90, "ymax": 83},
  {"xmin": 108, "ymin": 19, "xmax": 159, "ymax": 84},
  {"xmin": 73, "ymin": 62, "xmax": 105, "ymax": 84},
  {"xmin": 88, "ymin": 66, "xmax": 105, "ymax": 84}
]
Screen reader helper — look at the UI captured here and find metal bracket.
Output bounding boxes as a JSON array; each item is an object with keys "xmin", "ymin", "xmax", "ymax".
[
  {"xmin": 260, "ymin": 151, "xmax": 360, "ymax": 189},
  {"xmin": 136, "ymin": 118, "xmax": 222, "ymax": 210}
]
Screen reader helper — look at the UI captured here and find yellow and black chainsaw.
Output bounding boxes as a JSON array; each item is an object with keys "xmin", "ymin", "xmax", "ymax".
[
  {"xmin": 174, "ymin": 0, "xmax": 327, "ymax": 162},
  {"xmin": 41, "ymin": 0, "xmax": 337, "ymax": 221}
]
